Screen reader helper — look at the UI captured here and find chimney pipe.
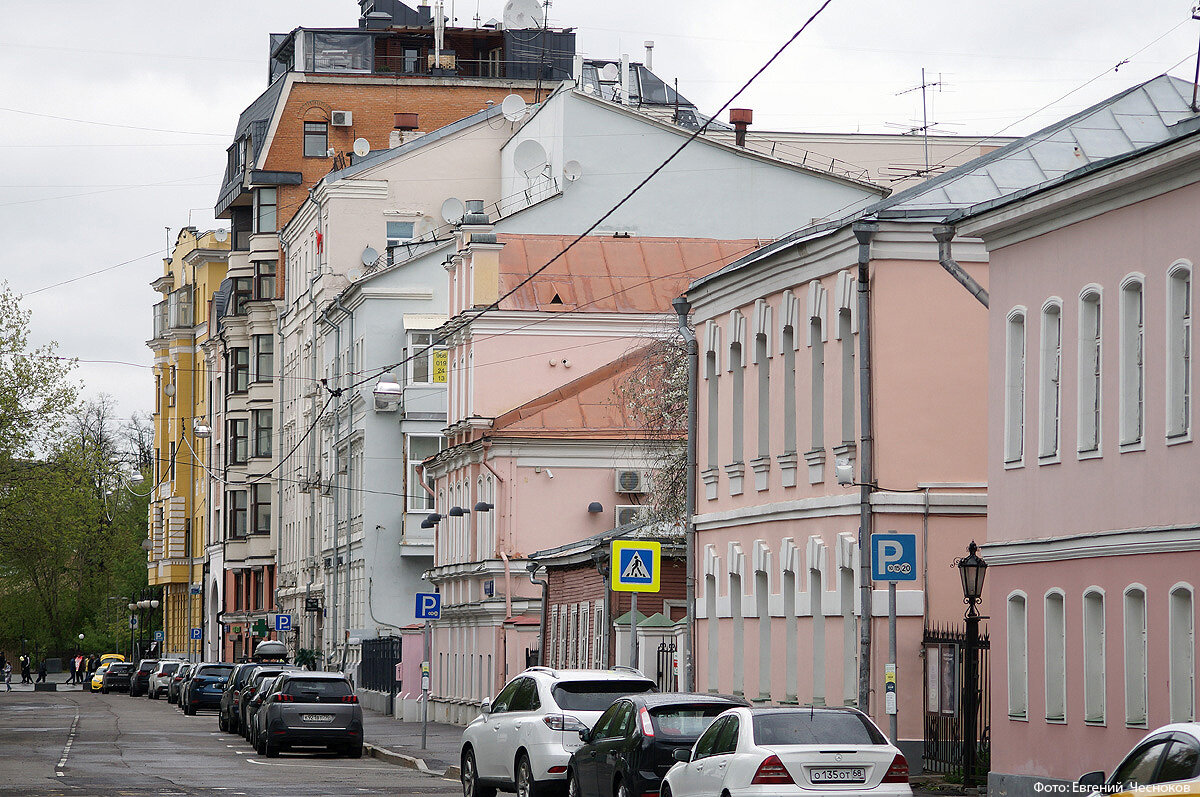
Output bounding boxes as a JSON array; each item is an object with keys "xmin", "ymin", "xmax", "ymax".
[
  {"xmin": 730, "ymin": 108, "xmax": 753, "ymax": 147},
  {"xmin": 644, "ymin": 40, "xmax": 655, "ymax": 71}
]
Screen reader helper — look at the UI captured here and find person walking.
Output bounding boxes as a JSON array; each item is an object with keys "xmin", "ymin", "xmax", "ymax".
[
  {"xmin": 66, "ymin": 655, "xmax": 76, "ymax": 684},
  {"xmin": 35, "ymin": 660, "xmax": 46, "ymax": 683},
  {"xmin": 20, "ymin": 654, "xmax": 31, "ymax": 684},
  {"xmin": 4, "ymin": 662, "xmax": 12, "ymax": 692},
  {"xmin": 73, "ymin": 654, "xmax": 84, "ymax": 685}
]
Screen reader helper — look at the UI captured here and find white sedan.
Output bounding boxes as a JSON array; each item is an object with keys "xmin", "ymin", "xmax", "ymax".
[{"xmin": 661, "ymin": 706, "xmax": 912, "ymax": 797}]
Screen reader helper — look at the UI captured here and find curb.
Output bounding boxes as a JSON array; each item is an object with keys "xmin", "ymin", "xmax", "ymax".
[{"xmin": 363, "ymin": 742, "xmax": 447, "ymax": 776}]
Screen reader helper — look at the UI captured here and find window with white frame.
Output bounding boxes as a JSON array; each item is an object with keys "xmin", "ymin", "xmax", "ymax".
[
  {"xmin": 1005, "ymin": 309, "xmax": 1027, "ymax": 463},
  {"xmin": 1039, "ymin": 301, "xmax": 1062, "ymax": 459},
  {"xmin": 1045, "ymin": 590, "xmax": 1066, "ymax": 721},
  {"xmin": 840, "ymin": 309, "xmax": 855, "ymax": 444},
  {"xmin": 1169, "ymin": 585, "xmax": 1195, "ymax": 722},
  {"xmin": 578, "ymin": 603, "xmax": 591, "ymax": 670},
  {"xmin": 1167, "ymin": 263, "xmax": 1192, "ymax": 439},
  {"xmin": 1083, "ymin": 589, "xmax": 1106, "ymax": 723},
  {"xmin": 1007, "ymin": 592, "xmax": 1028, "ymax": 719},
  {"xmin": 706, "ymin": 574, "xmax": 718, "ymax": 691},
  {"xmin": 756, "ymin": 570, "xmax": 770, "ymax": 699},
  {"xmin": 407, "ymin": 331, "xmax": 447, "ymax": 384},
  {"xmin": 756, "ymin": 334, "xmax": 770, "ymax": 459},
  {"xmin": 706, "ymin": 351, "xmax": 720, "ymax": 470},
  {"xmin": 1123, "ymin": 586, "xmax": 1148, "ymax": 727},
  {"xmin": 731, "ymin": 572, "xmax": 744, "ymax": 695},
  {"xmin": 593, "ymin": 599, "xmax": 605, "ymax": 668},
  {"xmin": 1120, "ymin": 278, "xmax": 1145, "ymax": 447},
  {"xmin": 782, "ymin": 327, "xmax": 797, "ymax": 454},
  {"xmin": 1078, "ymin": 290, "xmax": 1103, "ymax": 454},
  {"xmin": 730, "ymin": 342, "xmax": 744, "ymax": 464},
  {"xmin": 811, "ymin": 317, "xmax": 825, "ymax": 451},
  {"xmin": 386, "ymin": 220, "xmax": 415, "ymax": 246},
  {"xmin": 406, "ymin": 435, "xmax": 443, "ymax": 511},
  {"xmin": 549, "ymin": 605, "xmax": 560, "ymax": 668},
  {"xmin": 811, "ymin": 566, "xmax": 825, "ymax": 705}
]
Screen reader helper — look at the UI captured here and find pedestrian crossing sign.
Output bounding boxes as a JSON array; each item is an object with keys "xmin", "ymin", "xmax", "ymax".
[{"xmin": 611, "ymin": 540, "xmax": 661, "ymax": 592}]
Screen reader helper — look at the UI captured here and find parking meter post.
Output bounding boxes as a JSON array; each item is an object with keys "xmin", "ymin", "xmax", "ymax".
[
  {"xmin": 630, "ymin": 592, "xmax": 638, "ymax": 669},
  {"xmin": 888, "ymin": 581, "xmax": 897, "ymax": 743},
  {"xmin": 421, "ymin": 621, "xmax": 430, "ymax": 750}
]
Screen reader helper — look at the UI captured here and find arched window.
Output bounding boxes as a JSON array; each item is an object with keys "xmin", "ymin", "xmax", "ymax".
[
  {"xmin": 705, "ymin": 574, "xmax": 718, "ymax": 692},
  {"xmin": 782, "ymin": 326, "xmax": 797, "ymax": 455},
  {"xmin": 1123, "ymin": 585, "xmax": 1148, "ymax": 727},
  {"xmin": 1083, "ymin": 588, "xmax": 1106, "ymax": 723},
  {"xmin": 839, "ymin": 308, "xmax": 855, "ymax": 444},
  {"xmin": 1005, "ymin": 309, "xmax": 1027, "ymax": 464},
  {"xmin": 811, "ymin": 566, "xmax": 826, "ymax": 705},
  {"xmin": 756, "ymin": 333, "xmax": 771, "ymax": 460},
  {"xmin": 1078, "ymin": 289, "xmax": 1103, "ymax": 455},
  {"xmin": 730, "ymin": 573, "xmax": 744, "ymax": 696},
  {"xmin": 1007, "ymin": 592, "xmax": 1028, "ymax": 719},
  {"xmin": 1120, "ymin": 276, "xmax": 1145, "ymax": 448},
  {"xmin": 1044, "ymin": 590, "xmax": 1066, "ymax": 721},
  {"xmin": 705, "ymin": 351, "xmax": 719, "ymax": 472},
  {"xmin": 1167, "ymin": 262, "xmax": 1193, "ymax": 440},
  {"xmin": 756, "ymin": 569, "xmax": 771, "ymax": 699},
  {"xmin": 1039, "ymin": 300, "xmax": 1063, "ymax": 460},
  {"xmin": 730, "ymin": 342, "xmax": 745, "ymax": 465},
  {"xmin": 1169, "ymin": 585, "xmax": 1195, "ymax": 722}
]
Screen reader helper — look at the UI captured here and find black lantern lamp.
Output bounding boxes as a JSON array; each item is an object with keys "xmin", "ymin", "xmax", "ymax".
[
  {"xmin": 448, "ymin": 506, "xmax": 468, "ymax": 517},
  {"xmin": 420, "ymin": 512, "xmax": 443, "ymax": 529},
  {"xmin": 473, "ymin": 501, "xmax": 494, "ymax": 512},
  {"xmin": 958, "ymin": 540, "xmax": 988, "ymax": 617}
]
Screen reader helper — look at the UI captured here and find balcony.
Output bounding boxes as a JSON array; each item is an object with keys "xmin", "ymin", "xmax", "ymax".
[{"xmin": 152, "ymin": 301, "xmax": 168, "ymax": 340}]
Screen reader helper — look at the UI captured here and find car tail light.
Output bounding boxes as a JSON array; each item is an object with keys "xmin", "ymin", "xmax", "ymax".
[
  {"xmin": 547, "ymin": 765, "xmax": 567, "ymax": 774},
  {"xmin": 638, "ymin": 707, "xmax": 655, "ymax": 737},
  {"xmin": 751, "ymin": 755, "xmax": 795, "ymax": 785},
  {"xmin": 542, "ymin": 714, "xmax": 587, "ymax": 732},
  {"xmin": 275, "ymin": 694, "xmax": 295, "ymax": 702},
  {"xmin": 882, "ymin": 753, "xmax": 909, "ymax": 783},
  {"xmin": 342, "ymin": 695, "xmax": 359, "ymax": 704}
]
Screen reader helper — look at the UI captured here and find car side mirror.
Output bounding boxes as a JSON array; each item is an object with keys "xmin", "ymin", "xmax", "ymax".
[
  {"xmin": 578, "ymin": 729, "xmax": 592, "ymax": 743},
  {"xmin": 480, "ymin": 699, "xmax": 491, "ymax": 717},
  {"xmin": 1078, "ymin": 771, "xmax": 1106, "ymax": 788},
  {"xmin": 673, "ymin": 748, "xmax": 692, "ymax": 763}
]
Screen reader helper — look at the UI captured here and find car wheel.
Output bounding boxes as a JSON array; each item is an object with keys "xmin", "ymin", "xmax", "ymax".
[
  {"xmin": 264, "ymin": 738, "xmax": 279, "ymax": 758},
  {"xmin": 661, "ymin": 786, "xmax": 672, "ymax": 797},
  {"xmin": 101, "ymin": 687, "xmax": 108, "ymax": 694},
  {"xmin": 616, "ymin": 779, "xmax": 632, "ymax": 797},
  {"xmin": 515, "ymin": 754, "xmax": 540, "ymax": 797},
  {"xmin": 461, "ymin": 748, "xmax": 497, "ymax": 797},
  {"xmin": 347, "ymin": 743, "xmax": 363, "ymax": 759},
  {"xmin": 566, "ymin": 770, "xmax": 582, "ymax": 797},
  {"xmin": 256, "ymin": 733, "xmax": 267, "ymax": 756},
  {"xmin": 218, "ymin": 714, "xmax": 228, "ymax": 732}
]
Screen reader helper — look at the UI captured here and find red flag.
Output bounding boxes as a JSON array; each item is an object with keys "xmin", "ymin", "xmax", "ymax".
[{"xmin": 315, "ymin": 230, "xmax": 324, "ymax": 253}]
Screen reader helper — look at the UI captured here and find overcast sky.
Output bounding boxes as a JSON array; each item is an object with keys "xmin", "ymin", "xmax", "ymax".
[{"xmin": 3, "ymin": 0, "xmax": 1197, "ymax": 422}]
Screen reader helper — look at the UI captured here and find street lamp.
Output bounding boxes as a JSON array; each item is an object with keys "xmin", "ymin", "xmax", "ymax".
[{"xmin": 957, "ymin": 541, "xmax": 988, "ymax": 788}]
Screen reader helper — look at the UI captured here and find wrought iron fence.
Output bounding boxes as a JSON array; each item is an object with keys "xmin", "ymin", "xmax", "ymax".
[
  {"xmin": 360, "ymin": 636, "xmax": 402, "ymax": 695},
  {"xmin": 656, "ymin": 641, "xmax": 677, "ymax": 692},
  {"xmin": 921, "ymin": 623, "xmax": 991, "ymax": 778}
]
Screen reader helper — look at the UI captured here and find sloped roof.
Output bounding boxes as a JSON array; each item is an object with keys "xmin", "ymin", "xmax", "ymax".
[
  {"xmin": 491, "ymin": 346, "xmax": 664, "ymax": 437},
  {"xmin": 496, "ymin": 235, "xmax": 762, "ymax": 313}
]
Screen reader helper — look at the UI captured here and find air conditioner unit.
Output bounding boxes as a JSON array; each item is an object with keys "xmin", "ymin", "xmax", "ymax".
[
  {"xmin": 615, "ymin": 505, "xmax": 647, "ymax": 527},
  {"xmin": 331, "ymin": 110, "xmax": 353, "ymax": 127},
  {"xmin": 614, "ymin": 468, "xmax": 650, "ymax": 494}
]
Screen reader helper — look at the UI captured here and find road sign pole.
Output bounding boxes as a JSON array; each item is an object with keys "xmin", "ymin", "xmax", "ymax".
[
  {"xmin": 421, "ymin": 621, "xmax": 430, "ymax": 750},
  {"xmin": 630, "ymin": 592, "xmax": 638, "ymax": 669},
  {"xmin": 889, "ymin": 581, "xmax": 897, "ymax": 742}
]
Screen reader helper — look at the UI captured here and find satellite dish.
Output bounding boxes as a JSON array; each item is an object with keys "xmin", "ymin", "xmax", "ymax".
[
  {"xmin": 599, "ymin": 63, "xmax": 620, "ymax": 82},
  {"xmin": 441, "ymin": 197, "xmax": 466, "ymax": 225},
  {"xmin": 361, "ymin": 246, "xmax": 379, "ymax": 267},
  {"xmin": 353, "ymin": 137, "xmax": 370, "ymax": 157},
  {"xmin": 347, "ymin": 267, "xmax": 364, "ymax": 281},
  {"xmin": 513, "ymin": 138, "xmax": 549, "ymax": 175},
  {"xmin": 563, "ymin": 160, "xmax": 583, "ymax": 182},
  {"xmin": 502, "ymin": 0, "xmax": 543, "ymax": 30},
  {"xmin": 501, "ymin": 94, "xmax": 528, "ymax": 123},
  {"xmin": 213, "ymin": 228, "xmax": 229, "ymax": 243}
]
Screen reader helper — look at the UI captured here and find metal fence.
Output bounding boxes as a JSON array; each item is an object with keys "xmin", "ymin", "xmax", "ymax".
[
  {"xmin": 360, "ymin": 637, "xmax": 402, "ymax": 695},
  {"xmin": 656, "ymin": 641, "xmax": 677, "ymax": 692},
  {"xmin": 921, "ymin": 623, "xmax": 991, "ymax": 778}
]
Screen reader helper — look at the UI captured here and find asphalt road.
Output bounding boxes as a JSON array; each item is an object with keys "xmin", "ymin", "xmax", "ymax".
[{"xmin": 0, "ymin": 688, "xmax": 462, "ymax": 797}]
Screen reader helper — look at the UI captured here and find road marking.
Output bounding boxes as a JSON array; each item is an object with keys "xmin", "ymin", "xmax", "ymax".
[
  {"xmin": 54, "ymin": 708, "xmax": 80, "ymax": 776},
  {"xmin": 245, "ymin": 758, "xmax": 393, "ymax": 771}
]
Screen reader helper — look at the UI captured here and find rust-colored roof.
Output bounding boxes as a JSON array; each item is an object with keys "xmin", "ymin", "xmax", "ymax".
[
  {"xmin": 495, "ymin": 235, "xmax": 763, "ymax": 313},
  {"xmin": 492, "ymin": 345, "xmax": 679, "ymax": 438}
]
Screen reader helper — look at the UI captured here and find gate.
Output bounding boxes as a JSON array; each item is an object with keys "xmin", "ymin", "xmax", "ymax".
[
  {"xmin": 656, "ymin": 641, "xmax": 677, "ymax": 692},
  {"xmin": 360, "ymin": 636, "xmax": 402, "ymax": 697},
  {"xmin": 921, "ymin": 624, "xmax": 990, "ymax": 779}
]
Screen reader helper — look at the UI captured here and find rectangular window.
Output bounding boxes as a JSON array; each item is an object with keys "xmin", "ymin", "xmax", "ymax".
[
  {"xmin": 839, "ymin": 310, "xmax": 855, "ymax": 444},
  {"xmin": 1170, "ymin": 587, "xmax": 1195, "ymax": 722},
  {"xmin": 253, "ymin": 409, "xmax": 272, "ymax": 458},
  {"xmin": 228, "ymin": 418, "xmax": 248, "ymax": 465},
  {"xmin": 1168, "ymin": 267, "xmax": 1192, "ymax": 438},
  {"xmin": 731, "ymin": 342, "xmax": 744, "ymax": 463},
  {"xmin": 810, "ymin": 319, "xmax": 824, "ymax": 450},
  {"xmin": 1078, "ymin": 292, "xmax": 1102, "ymax": 453},
  {"xmin": 407, "ymin": 435, "xmax": 443, "ymax": 511},
  {"xmin": 256, "ymin": 187, "xmax": 277, "ymax": 234},
  {"xmin": 408, "ymin": 331, "xmax": 447, "ymax": 384},
  {"xmin": 303, "ymin": 121, "xmax": 328, "ymax": 157},
  {"xmin": 1045, "ymin": 592, "xmax": 1066, "ymax": 721},
  {"xmin": 706, "ymin": 351, "xmax": 720, "ymax": 467},
  {"xmin": 231, "ymin": 277, "xmax": 253, "ymax": 315},
  {"xmin": 1124, "ymin": 588, "xmax": 1147, "ymax": 727},
  {"xmin": 756, "ymin": 334, "xmax": 770, "ymax": 459},
  {"xmin": 1005, "ymin": 311, "xmax": 1026, "ymax": 463},
  {"xmin": 1120, "ymin": 281, "xmax": 1145, "ymax": 447},
  {"xmin": 251, "ymin": 482, "xmax": 271, "ymax": 534},
  {"xmin": 1083, "ymin": 590, "xmax": 1106, "ymax": 723},
  {"xmin": 234, "ymin": 571, "xmax": 244, "ymax": 608},
  {"xmin": 253, "ymin": 335, "xmax": 274, "ymax": 383},
  {"xmin": 1039, "ymin": 304, "xmax": 1062, "ymax": 459},
  {"xmin": 386, "ymin": 221, "xmax": 415, "ymax": 246},
  {"xmin": 227, "ymin": 491, "xmax": 248, "ymax": 538},
  {"xmin": 1007, "ymin": 593, "xmax": 1028, "ymax": 719},
  {"xmin": 255, "ymin": 261, "xmax": 277, "ymax": 301},
  {"xmin": 229, "ymin": 348, "xmax": 249, "ymax": 393},
  {"xmin": 168, "ymin": 441, "xmax": 176, "ymax": 483}
]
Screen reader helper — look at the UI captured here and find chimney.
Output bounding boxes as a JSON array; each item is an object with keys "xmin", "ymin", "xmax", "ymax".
[
  {"xmin": 390, "ymin": 113, "xmax": 422, "ymax": 147},
  {"xmin": 730, "ymin": 108, "xmax": 753, "ymax": 147},
  {"xmin": 644, "ymin": 41, "xmax": 655, "ymax": 71}
]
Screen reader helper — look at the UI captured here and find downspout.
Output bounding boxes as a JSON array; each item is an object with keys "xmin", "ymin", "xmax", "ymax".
[
  {"xmin": 334, "ymin": 294, "xmax": 354, "ymax": 673},
  {"xmin": 852, "ymin": 219, "xmax": 878, "ymax": 713},
  {"xmin": 320, "ymin": 308, "xmax": 341, "ymax": 674},
  {"xmin": 527, "ymin": 564, "xmax": 549, "ymax": 667},
  {"xmin": 499, "ymin": 551, "xmax": 512, "ymax": 685},
  {"xmin": 672, "ymin": 296, "xmax": 698, "ymax": 693},
  {"xmin": 933, "ymin": 225, "xmax": 989, "ymax": 308},
  {"xmin": 275, "ymin": 298, "xmax": 286, "ymax": 647}
]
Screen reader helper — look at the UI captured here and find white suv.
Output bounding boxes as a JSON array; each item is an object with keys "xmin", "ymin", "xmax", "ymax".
[
  {"xmin": 147, "ymin": 660, "xmax": 185, "ymax": 699},
  {"xmin": 460, "ymin": 667, "xmax": 657, "ymax": 797}
]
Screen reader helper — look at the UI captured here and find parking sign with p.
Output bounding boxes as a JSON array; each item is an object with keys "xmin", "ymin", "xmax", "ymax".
[
  {"xmin": 415, "ymin": 592, "xmax": 441, "ymax": 620},
  {"xmin": 871, "ymin": 533, "xmax": 917, "ymax": 581}
]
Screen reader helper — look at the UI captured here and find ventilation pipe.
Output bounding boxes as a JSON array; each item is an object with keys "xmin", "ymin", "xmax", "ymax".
[
  {"xmin": 731, "ymin": 108, "xmax": 753, "ymax": 147},
  {"xmin": 643, "ymin": 41, "xmax": 655, "ymax": 71},
  {"xmin": 933, "ymin": 225, "xmax": 989, "ymax": 308},
  {"xmin": 620, "ymin": 54, "xmax": 632, "ymax": 105},
  {"xmin": 528, "ymin": 564, "xmax": 549, "ymax": 666}
]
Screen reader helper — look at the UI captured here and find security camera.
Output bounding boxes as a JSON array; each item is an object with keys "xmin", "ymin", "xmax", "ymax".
[{"xmin": 835, "ymin": 457, "xmax": 855, "ymax": 487}]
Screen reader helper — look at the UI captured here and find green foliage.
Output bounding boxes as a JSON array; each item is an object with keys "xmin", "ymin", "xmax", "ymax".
[{"xmin": 295, "ymin": 648, "xmax": 321, "ymax": 670}]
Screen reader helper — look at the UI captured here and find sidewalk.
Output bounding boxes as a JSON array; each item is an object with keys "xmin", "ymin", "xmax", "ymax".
[
  {"xmin": 361, "ymin": 705, "xmax": 464, "ymax": 777},
  {"xmin": 3, "ymin": 672, "xmax": 87, "ymax": 692}
]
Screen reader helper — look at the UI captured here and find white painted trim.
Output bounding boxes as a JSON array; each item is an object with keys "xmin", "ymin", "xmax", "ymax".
[
  {"xmin": 1166, "ymin": 260, "xmax": 1194, "ymax": 443},
  {"xmin": 694, "ymin": 489, "xmax": 986, "ymax": 530},
  {"xmin": 983, "ymin": 524, "xmax": 1200, "ymax": 565},
  {"xmin": 1122, "ymin": 584, "xmax": 1149, "ymax": 728}
]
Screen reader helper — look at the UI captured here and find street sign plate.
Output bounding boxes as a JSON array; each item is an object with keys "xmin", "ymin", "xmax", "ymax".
[
  {"xmin": 129, "ymin": 616, "xmax": 139, "ymax": 629},
  {"xmin": 274, "ymin": 614, "xmax": 293, "ymax": 632},
  {"xmin": 611, "ymin": 540, "xmax": 661, "ymax": 592},
  {"xmin": 415, "ymin": 592, "xmax": 441, "ymax": 620},
  {"xmin": 190, "ymin": 627, "xmax": 202, "ymax": 640},
  {"xmin": 154, "ymin": 630, "xmax": 164, "ymax": 642},
  {"xmin": 871, "ymin": 533, "xmax": 918, "ymax": 581}
]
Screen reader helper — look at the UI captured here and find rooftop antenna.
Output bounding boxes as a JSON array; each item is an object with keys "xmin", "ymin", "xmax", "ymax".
[
  {"xmin": 1191, "ymin": 5, "xmax": 1200, "ymax": 112},
  {"xmin": 164, "ymin": 226, "xmax": 171, "ymax": 258},
  {"xmin": 433, "ymin": 0, "xmax": 445, "ymax": 73},
  {"xmin": 895, "ymin": 68, "xmax": 946, "ymax": 174}
]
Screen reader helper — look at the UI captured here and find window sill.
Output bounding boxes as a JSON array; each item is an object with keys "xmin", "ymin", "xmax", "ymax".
[
  {"xmin": 1008, "ymin": 713, "xmax": 1029, "ymax": 722},
  {"xmin": 1077, "ymin": 448, "xmax": 1102, "ymax": 461},
  {"xmin": 1037, "ymin": 453, "xmax": 1061, "ymax": 466},
  {"xmin": 1118, "ymin": 440, "xmax": 1146, "ymax": 454},
  {"xmin": 1045, "ymin": 716, "xmax": 1067, "ymax": 724},
  {"xmin": 1003, "ymin": 458, "xmax": 1024, "ymax": 470},
  {"xmin": 1084, "ymin": 718, "xmax": 1106, "ymax": 727},
  {"xmin": 1166, "ymin": 432, "xmax": 1193, "ymax": 446}
]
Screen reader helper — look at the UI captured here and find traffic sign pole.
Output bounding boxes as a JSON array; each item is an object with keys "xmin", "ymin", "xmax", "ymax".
[
  {"xmin": 421, "ymin": 622, "xmax": 430, "ymax": 750},
  {"xmin": 630, "ymin": 592, "xmax": 638, "ymax": 669},
  {"xmin": 871, "ymin": 531, "xmax": 916, "ymax": 744}
]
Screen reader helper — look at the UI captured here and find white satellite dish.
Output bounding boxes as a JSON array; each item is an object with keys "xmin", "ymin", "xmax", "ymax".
[
  {"xmin": 599, "ymin": 63, "xmax": 620, "ymax": 82},
  {"xmin": 347, "ymin": 267, "xmax": 364, "ymax": 281},
  {"xmin": 361, "ymin": 246, "xmax": 379, "ymax": 267},
  {"xmin": 513, "ymin": 138, "xmax": 549, "ymax": 175},
  {"xmin": 563, "ymin": 160, "xmax": 583, "ymax": 182},
  {"xmin": 502, "ymin": 0, "xmax": 543, "ymax": 30},
  {"xmin": 213, "ymin": 228, "xmax": 229, "ymax": 243},
  {"xmin": 441, "ymin": 197, "xmax": 466, "ymax": 225},
  {"xmin": 501, "ymin": 93, "xmax": 528, "ymax": 123},
  {"xmin": 353, "ymin": 137, "xmax": 370, "ymax": 157}
]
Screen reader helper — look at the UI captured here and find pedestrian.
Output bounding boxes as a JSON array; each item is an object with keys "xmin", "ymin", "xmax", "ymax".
[
  {"xmin": 3, "ymin": 662, "xmax": 11, "ymax": 692},
  {"xmin": 74, "ymin": 654, "xmax": 84, "ymax": 684},
  {"xmin": 20, "ymin": 654, "xmax": 31, "ymax": 684},
  {"xmin": 35, "ymin": 660, "xmax": 46, "ymax": 683}
]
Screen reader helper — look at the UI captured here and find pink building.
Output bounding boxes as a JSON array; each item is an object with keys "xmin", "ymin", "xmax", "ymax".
[{"xmin": 957, "ymin": 93, "xmax": 1200, "ymax": 797}]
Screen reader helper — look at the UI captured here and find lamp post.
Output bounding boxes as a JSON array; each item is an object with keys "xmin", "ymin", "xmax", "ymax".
[{"xmin": 957, "ymin": 541, "xmax": 988, "ymax": 789}]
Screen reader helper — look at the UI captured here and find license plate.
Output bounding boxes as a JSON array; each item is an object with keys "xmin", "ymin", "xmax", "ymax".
[
  {"xmin": 810, "ymin": 767, "xmax": 867, "ymax": 783},
  {"xmin": 302, "ymin": 714, "xmax": 334, "ymax": 722}
]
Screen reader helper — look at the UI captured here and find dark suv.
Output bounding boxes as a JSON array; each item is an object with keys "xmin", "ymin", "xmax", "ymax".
[
  {"xmin": 219, "ymin": 663, "xmax": 259, "ymax": 733},
  {"xmin": 101, "ymin": 662, "xmax": 135, "ymax": 693},
  {"xmin": 252, "ymin": 672, "xmax": 363, "ymax": 758},
  {"xmin": 181, "ymin": 663, "xmax": 234, "ymax": 715},
  {"xmin": 128, "ymin": 659, "xmax": 158, "ymax": 697}
]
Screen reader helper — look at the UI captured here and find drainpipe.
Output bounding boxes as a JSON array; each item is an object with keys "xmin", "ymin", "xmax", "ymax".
[
  {"xmin": 320, "ymin": 308, "xmax": 341, "ymax": 673},
  {"xmin": 527, "ymin": 564, "xmax": 549, "ymax": 666},
  {"xmin": 672, "ymin": 296, "xmax": 698, "ymax": 693},
  {"xmin": 933, "ymin": 225, "xmax": 989, "ymax": 308},
  {"xmin": 334, "ymin": 295, "xmax": 354, "ymax": 674},
  {"xmin": 498, "ymin": 552, "xmax": 513, "ymax": 620},
  {"xmin": 275, "ymin": 305, "xmax": 286, "ymax": 646},
  {"xmin": 852, "ymin": 219, "xmax": 878, "ymax": 714}
]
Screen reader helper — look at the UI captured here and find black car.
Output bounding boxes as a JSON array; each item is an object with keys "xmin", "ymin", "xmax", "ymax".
[
  {"xmin": 101, "ymin": 662, "xmax": 136, "ymax": 694},
  {"xmin": 566, "ymin": 693, "xmax": 749, "ymax": 797},
  {"xmin": 181, "ymin": 663, "xmax": 234, "ymax": 715},
  {"xmin": 243, "ymin": 672, "xmax": 287, "ymax": 743},
  {"xmin": 219, "ymin": 663, "xmax": 260, "ymax": 733},
  {"xmin": 128, "ymin": 659, "xmax": 158, "ymax": 697},
  {"xmin": 168, "ymin": 662, "xmax": 193, "ymax": 704}
]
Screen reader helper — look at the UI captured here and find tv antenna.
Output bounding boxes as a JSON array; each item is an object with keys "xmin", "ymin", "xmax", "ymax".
[{"xmin": 895, "ymin": 68, "xmax": 948, "ymax": 173}]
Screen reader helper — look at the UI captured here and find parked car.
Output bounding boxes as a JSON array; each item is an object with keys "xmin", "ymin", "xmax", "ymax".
[
  {"xmin": 244, "ymin": 673, "xmax": 287, "ymax": 743},
  {"xmin": 128, "ymin": 659, "xmax": 158, "ymax": 697},
  {"xmin": 1078, "ymin": 723, "xmax": 1200, "ymax": 796},
  {"xmin": 567, "ymin": 693, "xmax": 750, "ymax": 797},
  {"xmin": 251, "ymin": 671, "xmax": 363, "ymax": 758},
  {"xmin": 101, "ymin": 662, "xmax": 135, "ymax": 694},
  {"xmin": 181, "ymin": 662, "xmax": 234, "ymax": 715},
  {"xmin": 99, "ymin": 653, "xmax": 125, "ymax": 666},
  {"xmin": 147, "ymin": 660, "xmax": 182, "ymax": 699},
  {"xmin": 167, "ymin": 662, "xmax": 193, "ymax": 704},
  {"xmin": 661, "ymin": 706, "xmax": 911, "ymax": 797},
  {"xmin": 460, "ymin": 667, "xmax": 658, "ymax": 797},
  {"xmin": 89, "ymin": 663, "xmax": 111, "ymax": 693},
  {"xmin": 219, "ymin": 663, "xmax": 260, "ymax": 733}
]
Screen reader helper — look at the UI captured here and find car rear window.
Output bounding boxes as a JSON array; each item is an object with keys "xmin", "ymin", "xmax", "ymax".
[
  {"xmin": 751, "ymin": 711, "xmax": 887, "ymax": 747},
  {"xmin": 139, "ymin": 661, "xmax": 158, "ymax": 672},
  {"xmin": 283, "ymin": 678, "xmax": 353, "ymax": 702},
  {"xmin": 109, "ymin": 664, "xmax": 134, "ymax": 674},
  {"xmin": 649, "ymin": 704, "xmax": 732, "ymax": 739},
  {"xmin": 551, "ymin": 680, "xmax": 656, "ymax": 712},
  {"xmin": 196, "ymin": 665, "xmax": 234, "ymax": 678},
  {"xmin": 159, "ymin": 663, "xmax": 179, "ymax": 675}
]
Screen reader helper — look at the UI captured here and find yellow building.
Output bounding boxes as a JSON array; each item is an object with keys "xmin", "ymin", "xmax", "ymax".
[{"xmin": 147, "ymin": 228, "xmax": 229, "ymax": 659}]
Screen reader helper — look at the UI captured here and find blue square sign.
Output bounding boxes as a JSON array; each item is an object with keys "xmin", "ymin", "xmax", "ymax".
[
  {"xmin": 274, "ymin": 614, "xmax": 293, "ymax": 632},
  {"xmin": 415, "ymin": 592, "xmax": 441, "ymax": 620},
  {"xmin": 190, "ymin": 627, "xmax": 203, "ymax": 640},
  {"xmin": 871, "ymin": 533, "xmax": 918, "ymax": 582}
]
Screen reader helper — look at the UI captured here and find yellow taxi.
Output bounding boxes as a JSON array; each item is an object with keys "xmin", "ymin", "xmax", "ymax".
[
  {"xmin": 99, "ymin": 653, "xmax": 125, "ymax": 665},
  {"xmin": 90, "ymin": 663, "xmax": 111, "ymax": 693}
]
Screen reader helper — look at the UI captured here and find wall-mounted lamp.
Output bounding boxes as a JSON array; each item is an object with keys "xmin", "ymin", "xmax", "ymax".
[
  {"xmin": 420, "ymin": 512, "xmax": 443, "ymax": 529},
  {"xmin": 474, "ymin": 501, "xmax": 494, "ymax": 512},
  {"xmin": 373, "ymin": 372, "xmax": 403, "ymax": 411},
  {"xmin": 448, "ymin": 506, "xmax": 469, "ymax": 517},
  {"xmin": 587, "ymin": 501, "xmax": 603, "ymax": 514}
]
